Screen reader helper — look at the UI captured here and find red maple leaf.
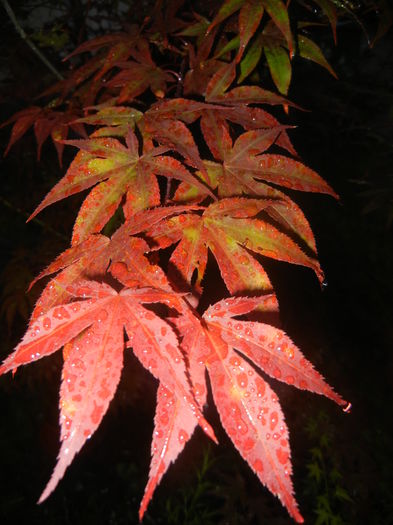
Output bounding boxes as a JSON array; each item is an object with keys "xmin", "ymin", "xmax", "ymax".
[{"xmin": 0, "ymin": 279, "xmax": 216, "ymax": 504}]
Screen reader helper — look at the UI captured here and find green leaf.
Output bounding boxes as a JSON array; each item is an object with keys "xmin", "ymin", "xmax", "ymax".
[
  {"xmin": 312, "ymin": 0, "xmax": 338, "ymax": 42},
  {"xmin": 307, "ymin": 461, "xmax": 322, "ymax": 483},
  {"xmin": 207, "ymin": 0, "xmax": 245, "ymax": 32},
  {"xmin": 238, "ymin": 33, "xmax": 264, "ymax": 83},
  {"xmin": 334, "ymin": 486, "xmax": 353, "ymax": 502},
  {"xmin": 298, "ymin": 35, "xmax": 337, "ymax": 78},
  {"xmin": 264, "ymin": 42, "xmax": 292, "ymax": 95},
  {"xmin": 261, "ymin": 0, "xmax": 294, "ymax": 56},
  {"xmin": 213, "ymin": 36, "xmax": 240, "ymax": 60}
]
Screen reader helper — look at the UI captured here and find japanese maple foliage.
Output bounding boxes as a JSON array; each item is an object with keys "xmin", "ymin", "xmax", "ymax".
[{"xmin": 1, "ymin": 1, "xmax": 350, "ymax": 522}]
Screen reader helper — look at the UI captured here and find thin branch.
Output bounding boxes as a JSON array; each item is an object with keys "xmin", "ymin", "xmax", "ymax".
[{"xmin": 1, "ymin": 0, "xmax": 64, "ymax": 80}]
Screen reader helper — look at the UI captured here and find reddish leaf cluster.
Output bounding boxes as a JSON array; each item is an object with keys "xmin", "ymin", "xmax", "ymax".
[{"xmin": 1, "ymin": 1, "xmax": 349, "ymax": 522}]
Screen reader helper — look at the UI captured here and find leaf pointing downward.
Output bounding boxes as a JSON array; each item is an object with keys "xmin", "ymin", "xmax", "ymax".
[
  {"xmin": 209, "ymin": 345, "xmax": 304, "ymax": 523},
  {"xmin": 0, "ymin": 280, "xmax": 215, "ymax": 502},
  {"xmin": 39, "ymin": 306, "xmax": 124, "ymax": 503},
  {"xmin": 139, "ymin": 383, "xmax": 199, "ymax": 521}
]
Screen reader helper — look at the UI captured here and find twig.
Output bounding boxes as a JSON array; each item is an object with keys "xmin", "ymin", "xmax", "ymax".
[{"xmin": 1, "ymin": 0, "xmax": 64, "ymax": 81}]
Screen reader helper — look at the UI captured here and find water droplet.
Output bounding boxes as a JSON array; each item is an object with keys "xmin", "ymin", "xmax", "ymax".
[
  {"xmin": 243, "ymin": 438, "xmax": 255, "ymax": 451},
  {"xmin": 255, "ymin": 377, "xmax": 265, "ymax": 398},
  {"xmin": 270, "ymin": 411, "xmax": 278, "ymax": 431},
  {"xmin": 178, "ymin": 429, "xmax": 188, "ymax": 444},
  {"xmin": 253, "ymin": 459, "xmax": 263, "ymax": 472},
  {"xmin": 276, "ymin": 448, "xmax": 289, "ymax": 465},
  {"xmin": 237, "ymin": 372, "xmax": 248, "ymax": 389},
  {"xmin": 237, "ymin": 421, "xmax": 248, "ymax": 435},
  {"xmin": 343, "ymin": 402, "xmax": 352, "ymax": 413},
  {"xmin": 230, "ymin": 356, "xmax": 240, "ymax": 367}
]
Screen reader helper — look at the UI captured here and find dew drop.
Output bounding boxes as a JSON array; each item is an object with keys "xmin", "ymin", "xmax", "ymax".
[
  {"xmin": 237, "ymin": 421, "xmax": 248, "ymax": 435},
  {"xmin": 243, "ymin": 438, "xmax": 255, "ymax": 451},
  {"xmin": 276, "ymin": 448, "xmax": 289, "ymax": 465},
  {"xmin": 237, "ymin": 372, "xmax": 248, "ymax": 389},
  {"xmin": 230, "ymin": 356, "xmax": 240, "ymax": 367},
  {"xmin": 253, "ymin": 459, "xmax": 263, "ymax": 472},
  {"xmin": 270, "ymin": 411, "xmax": 278, "ymax": 431},
  {"xmin": 178, "ymin": 429, "xmax": 188, "ymax": 444}
]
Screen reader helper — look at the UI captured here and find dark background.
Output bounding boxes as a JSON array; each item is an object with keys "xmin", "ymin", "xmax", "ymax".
[{"xmin": 0, "ymin": 2, "xmax": 392, "ymax": 524}]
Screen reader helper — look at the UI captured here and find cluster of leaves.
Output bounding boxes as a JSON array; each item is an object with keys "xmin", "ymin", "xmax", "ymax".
[{"xmin": 1, "ymin": 0, "xmax": 353, "ymax": 522}]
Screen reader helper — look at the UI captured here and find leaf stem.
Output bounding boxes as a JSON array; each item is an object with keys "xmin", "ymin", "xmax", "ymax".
[{"xmin": 1, "ymin": 0, "xmax": 64, "ymax": 81}]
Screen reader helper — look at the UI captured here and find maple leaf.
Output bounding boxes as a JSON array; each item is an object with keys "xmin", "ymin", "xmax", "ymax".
[
  {"xmin": 27, "ymin": 129, "xmax": 212, "ymax": 245},
  {"xmin": 138, "ymin": 297, "xmax": 212, "ymax": 520},
  {"xmin": 2, "ymin": 106, "xmax": 86, "ymax": 166},
  {"xmin": 182, "ymin": 25, "xmax": 222, "ymax": 97},
  {"xmin": 173, "ymin": 124, "xmax": 336, "ymax": 253},
  {"xmin": 74, "ymin": 104, "xmax": 143, "ymax": 138},
  {"xmin": 141, "ymin": 112, "xmax": 209, "ymax": 174},
  {"xmin": 0, "ymin": 279, "xmax": 215, "ymax": 503},
  {"xmin": 171, "ymin": 294, "xmax": 347, "ymax": 523},
  {"xmin": 106, "ymin": 61, "xmax": 172, "ymax": 103},
  {"xmin": 208, "ymin": 0, "xmax": 294, "ymax": 60},
  {"xmin": 149, "ymin": 98, "xmax": 296, "ymax": 156},
  {"xmin": 65, "ymin": 33, "xmax": 174, "ymax": 103},
  {"xmin": 145, "ymin": 198, "xmax": 323, "ymax": 297},
  {"xmin": 236, "ymin": 0, "xmax": 265, "ymax": 63},
  {"xmin": 62, "ymin": 31, "xmax": 140, "ymax": 93},
  {"xmin": 0, "ymin": 2, "xmax": 351, "ymax": 522},
  {"xmin": 311, "ymin": 0, "xmax": 338, "ymax": 43},
  {"xmin": 204, "ymin": 127, "xmax": 338, "ymax": 245},
  {"xmin": 28, "ymin": 205, "xmax": 201, "ymax": 319}
]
